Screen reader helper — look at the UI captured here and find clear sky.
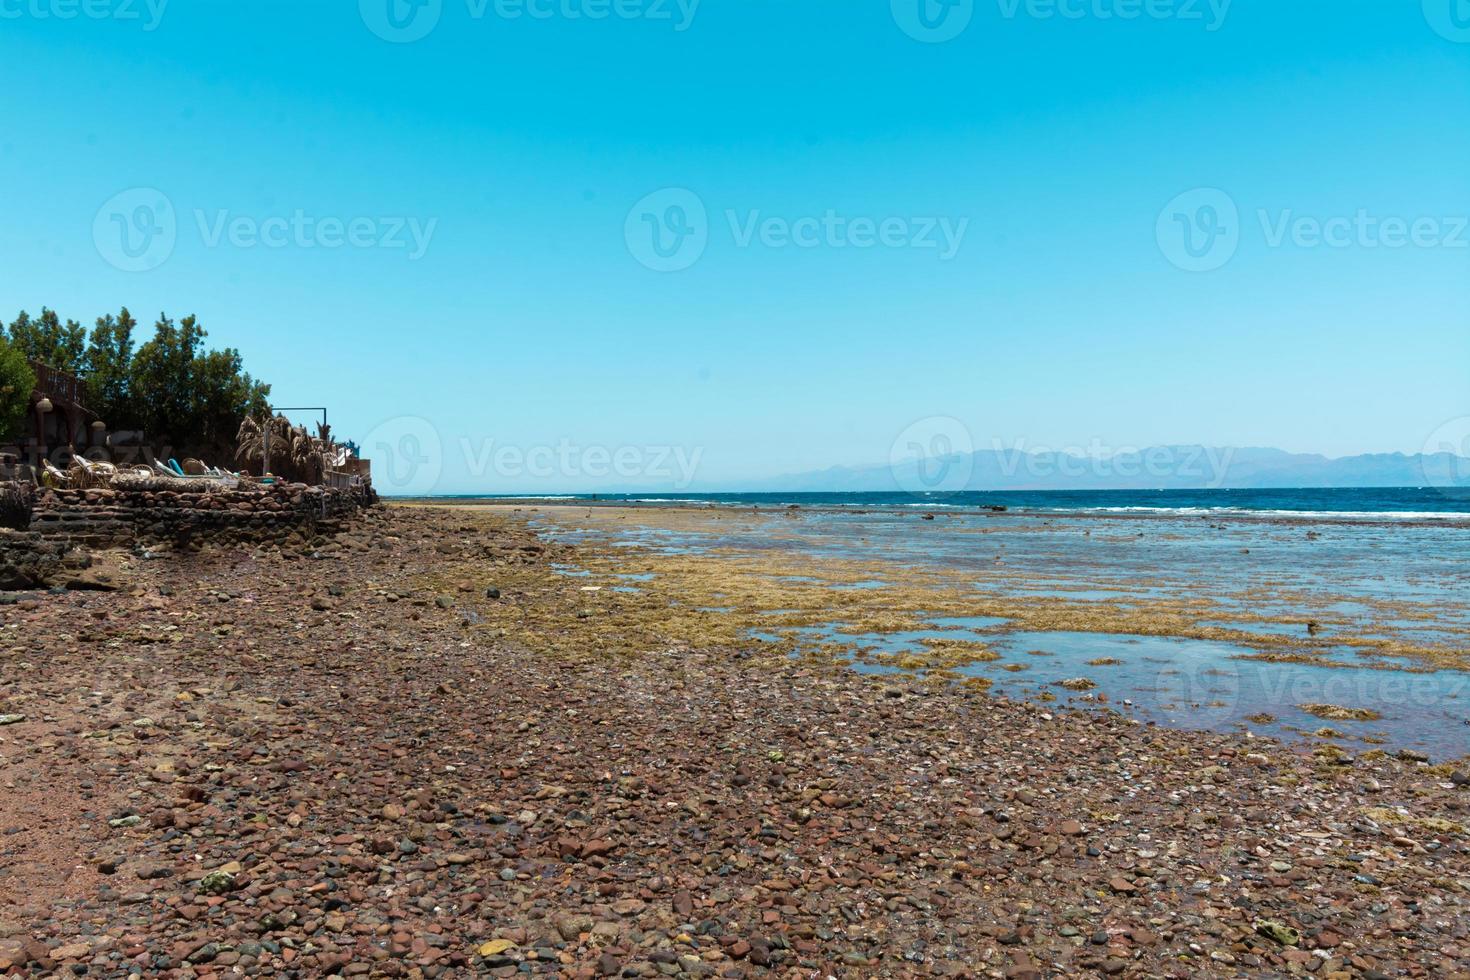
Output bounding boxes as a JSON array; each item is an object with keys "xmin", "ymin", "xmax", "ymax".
[{"xmin": 3, "ymin": 0, "xmax": 1467, "ymax": 493}]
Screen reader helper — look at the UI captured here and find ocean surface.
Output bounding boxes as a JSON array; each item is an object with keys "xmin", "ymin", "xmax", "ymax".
[
  {"xmin": 438, "ymin": 486, "xmax": 1470, "ymax": 519},
  {"xmin": 517, "ymin": 487, "xmax": 1470, "ymax": 760}
]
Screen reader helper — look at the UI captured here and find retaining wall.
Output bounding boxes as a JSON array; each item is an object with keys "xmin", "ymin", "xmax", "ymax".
[
  {"xmin": 29, "ymin": 483, "xmax": 377, "ymax": 548},
  {"xmin": 0, "ymin": 530, "xmax": 71, "ymax": 590}
]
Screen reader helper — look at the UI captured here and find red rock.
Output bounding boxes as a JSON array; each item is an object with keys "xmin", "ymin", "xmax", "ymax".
[{"xmin": 580, "ymin": 839, "xmax": 616, "ymax": 859}]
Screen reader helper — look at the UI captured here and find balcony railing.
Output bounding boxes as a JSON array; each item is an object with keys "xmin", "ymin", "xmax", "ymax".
[{"xmin": 29, "ymin": 360, "xmax": 88, "ymax": 409}]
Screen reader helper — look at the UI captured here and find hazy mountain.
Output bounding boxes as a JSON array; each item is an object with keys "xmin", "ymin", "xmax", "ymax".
[{"xmin": 725, "ymin": 446, "xmax": 1470, "ymax": 492}]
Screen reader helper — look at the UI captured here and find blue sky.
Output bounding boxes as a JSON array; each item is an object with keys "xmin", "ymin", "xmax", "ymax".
[{"xmin": 2, "ymin": 0, "xmax": 1467, "ymax": 492}]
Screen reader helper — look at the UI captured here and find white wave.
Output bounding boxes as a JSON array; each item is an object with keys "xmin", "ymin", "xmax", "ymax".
[{"xmin": 1051, "ymin": 506, "xmax": 1466, "ymax": 521}]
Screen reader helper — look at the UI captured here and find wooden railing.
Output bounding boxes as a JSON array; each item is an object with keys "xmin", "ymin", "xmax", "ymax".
[{"xmin": 29, "ymin": 361, "xmax": 87, "ymax": 409}]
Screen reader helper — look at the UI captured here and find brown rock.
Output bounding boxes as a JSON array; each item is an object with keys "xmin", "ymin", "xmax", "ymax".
[{"xmin": 672, "ymin": 890, "xmax": 695, "ymax": 919}]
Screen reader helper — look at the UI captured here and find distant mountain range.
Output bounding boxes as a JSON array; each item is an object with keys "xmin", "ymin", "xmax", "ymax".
[{"xmin": 728, "ymin": 446, "xmax": 1470, "ymax": 492}]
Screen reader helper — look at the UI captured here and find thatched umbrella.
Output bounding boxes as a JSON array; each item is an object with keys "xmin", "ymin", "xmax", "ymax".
[{"xmin": 235, "ymin": 415, "xmax": 338, "ymax": 485}]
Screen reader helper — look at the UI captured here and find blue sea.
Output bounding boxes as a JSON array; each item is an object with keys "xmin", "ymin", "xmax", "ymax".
[{"xmin": 437, "ymin": 486, "xmax": 1470, "ymax": 519}]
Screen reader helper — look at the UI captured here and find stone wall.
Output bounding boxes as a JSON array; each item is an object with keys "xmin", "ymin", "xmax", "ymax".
[
  {"xmin": 0, "ymin": 530, "xmax": 71, "ymax": 590},
  {"xmin": 29, "ymin": 482, "xmax": 377, "ymax": 549},
  {"xmin": 1, "ymin": 481, "xmax": 34, "ymax": 531}
]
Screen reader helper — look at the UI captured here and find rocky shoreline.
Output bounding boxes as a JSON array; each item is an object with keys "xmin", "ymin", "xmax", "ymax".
[{"xmin": 1, "ymin": 505, "xmax": 1467, "ymax": 977}]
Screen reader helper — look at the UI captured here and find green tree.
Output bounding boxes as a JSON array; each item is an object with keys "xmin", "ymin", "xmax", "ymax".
[
  {"xmin": 0, "ymin": 336, "xmax": 37, "ymax": 442},
  {"xmin": 129, "ymin": 313, "xmax": 203, "ymax": 445},
  {"xmin": 128, "ymin": 313, "xmax": 270, "ymax": 457},
  {"xmin": 4, "ymin": 308, "xmax": 86, "ymax": 373},
  {"xmin": 84, "ymin": 307, "xmax": 138, "ymax": 428},
  {"xmin": 193, "ymin": 347, "xmax": 271, "ymax": 451},
  {"xmin": 2, "ymin": 305, "xmax": 272, "ymax": 459}
]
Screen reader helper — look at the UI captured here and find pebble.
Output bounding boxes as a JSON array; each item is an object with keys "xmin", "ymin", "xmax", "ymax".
[{"xmin": 0, "ymin": 505, "xmax": 1463, "ymax": 979}]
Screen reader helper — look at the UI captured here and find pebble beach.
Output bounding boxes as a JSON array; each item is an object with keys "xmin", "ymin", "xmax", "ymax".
[{"xmin": 2, "ymin": 504, "xmax": 1468, "ymax": 978}]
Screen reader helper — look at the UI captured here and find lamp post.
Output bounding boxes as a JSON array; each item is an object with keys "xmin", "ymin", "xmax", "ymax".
[{"xmin": 34, "ymin": 397, "xmax": 52, "ymax": 465}]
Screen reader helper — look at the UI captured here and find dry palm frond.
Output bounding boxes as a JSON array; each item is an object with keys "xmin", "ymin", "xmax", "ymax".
[
  {"xmin": 67, "ymin": 455, "xmax": 119, "ymax": 490},
  {"xmin": 233, "ymin": 412, "xmax": 350, "ymax": 486},
  {"xmin": 235, "ymin": 416, "xmax": 261, "ymax": 464}
]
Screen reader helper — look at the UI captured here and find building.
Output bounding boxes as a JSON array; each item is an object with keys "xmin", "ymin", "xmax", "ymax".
[{"xmin": 20, "ymin": 360, "xmax": 99, "ymax": 464}]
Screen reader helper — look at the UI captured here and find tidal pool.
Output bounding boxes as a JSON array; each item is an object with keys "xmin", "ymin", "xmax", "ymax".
[
  {"xmin": 751, "ymin": 623, "xmax": 1470, "ymax": 759},
  {"xmin": 528, "ymin": 503, "xmax": 1470, "ymax": 759}
]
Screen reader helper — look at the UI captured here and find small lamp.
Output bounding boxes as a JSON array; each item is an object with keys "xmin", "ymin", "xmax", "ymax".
[{"xmin": 36, "ymin": 397, "xmax": 53, "ymax": 414}]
